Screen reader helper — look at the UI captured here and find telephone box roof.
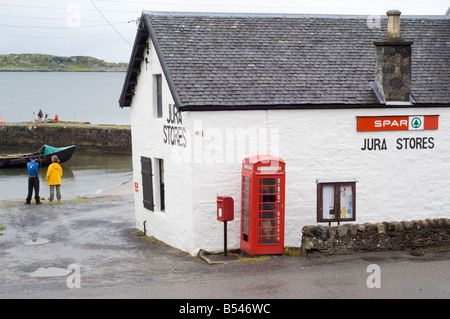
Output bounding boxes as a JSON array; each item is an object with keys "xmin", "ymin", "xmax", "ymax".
[{"xmin": 244, "ymin": 154, "xmax": 285, "ymax": 165}]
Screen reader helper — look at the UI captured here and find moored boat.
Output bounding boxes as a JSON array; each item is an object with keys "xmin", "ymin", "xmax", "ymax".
[{"xmin": 0, "ymin": 145, "xmax": 76, "ymax": 168}]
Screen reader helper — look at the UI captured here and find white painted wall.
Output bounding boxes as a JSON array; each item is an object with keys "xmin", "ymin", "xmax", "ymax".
[
  {"xmin": 130, "ymin": 37, "xmax": 450, "ymax": 256},
  {"xmin": 130, "ymin": 41, "xmax": 195, "ymax": 253},
  {"xmin": 184, "ymin": 108, "xmax": 450, "ymax": 254}
]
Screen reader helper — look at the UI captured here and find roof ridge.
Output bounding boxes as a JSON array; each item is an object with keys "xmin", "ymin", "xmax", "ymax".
[{"xmin": 142, "ymin": 10, "xmax": 450, "ymax": 20}]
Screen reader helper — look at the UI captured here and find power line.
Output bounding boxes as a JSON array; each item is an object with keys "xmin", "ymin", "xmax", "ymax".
[
  {"xmin": 0, "ymin": 13, "xmax": 124, "ymax": 24},
  {"xmin": 0, "ymin": 21, "xmax": 131, "ymax": 29},
  {"xmin": 89, "ymin": 0, "xmax": 133, "ymax": 46},
  {"xmin": 0, "ymin": 3, "xmax": 139, "ymax": 13},
  {"xmin": 0, "ymin": 29, "xmax": 136, "ymax": 39},
  {"xmin": 77, "ymin": 0, "xmax": 450, "ymax": 10},
  {"xmin": 0, "ymin": 2, "xmax": 445, "ymax": 14}
]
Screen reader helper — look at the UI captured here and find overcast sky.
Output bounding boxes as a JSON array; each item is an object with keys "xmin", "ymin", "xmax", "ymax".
[{"xmin": 0, "ymin": 0, "xmax": 448, "ymax": 63}]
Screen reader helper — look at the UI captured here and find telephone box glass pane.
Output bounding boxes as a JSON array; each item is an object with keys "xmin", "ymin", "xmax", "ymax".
[
  {"xmin": 258, "ymin": 177, "xmax": 281, "ymax": 245},
  {"xmin": 262, "ymin": 178, "xmax": 277, "ymax": 185},
  {"xmin": 241, "ymin": 174, "xmax": 251, "ymax": 242},
  {"xmin": 263, "ymin": 203, "xmax": 276, "ymax": 211},
  {"xmin": 260, "ymin": 211, "xmax": 277, "ymax": 219},
  {"xmin": 243, "ymin": 176, "xmax": 250, "ymax": 192}
]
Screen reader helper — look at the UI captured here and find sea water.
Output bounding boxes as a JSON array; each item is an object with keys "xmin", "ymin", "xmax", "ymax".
[
  {"xmin": 0, "ymin": 72, "xmax": 133, "ymax": 201},
  {"xmin": 0, "ymin": 72, "xmax": 130, "ymax": 125}
]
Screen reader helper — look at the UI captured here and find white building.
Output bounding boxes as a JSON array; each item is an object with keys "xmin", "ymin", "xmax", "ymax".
[{"xmin": 119, "ymin": 11, "xmax": 450, "ymax": 256}]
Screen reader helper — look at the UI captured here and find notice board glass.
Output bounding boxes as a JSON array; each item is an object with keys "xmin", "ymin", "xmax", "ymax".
[{"xmin": 317, "ymin": 181, "xmax": 356, "ymax": 223}]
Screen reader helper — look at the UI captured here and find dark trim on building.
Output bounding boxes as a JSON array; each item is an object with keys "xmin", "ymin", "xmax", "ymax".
[
  {"xmin": 119, "ymin": 14, "xmax": 184, "ymax": 108},
  {"xmin": 179, "ymin": 103, "xmax": 450, "ymax": 112},
  {"xmin": 118, "ymin": 19, "xmax": 149, "ymax": 108}
]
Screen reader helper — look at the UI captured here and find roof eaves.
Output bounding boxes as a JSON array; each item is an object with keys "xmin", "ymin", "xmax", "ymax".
[
  {"xmin": 118, "ymin": 18, "xmax": 148, "ymax": 108},
  {"xmin": 179, "ymin": 103, "xmax": 450, "ymax": 112}
]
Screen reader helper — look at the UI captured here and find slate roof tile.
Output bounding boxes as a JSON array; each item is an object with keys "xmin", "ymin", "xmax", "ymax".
[{"xmin": 120, "ymin": 12, "xmax": 450, "ymax": 108}]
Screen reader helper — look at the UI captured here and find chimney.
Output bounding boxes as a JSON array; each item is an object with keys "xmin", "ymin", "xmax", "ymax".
[
  {"xmin": 373, "ymin": 10, "xmax": 413, "ymax": 103},
  {"xmin": 386, "ymin": 9, "xmax": 401, "ymax": 39}
]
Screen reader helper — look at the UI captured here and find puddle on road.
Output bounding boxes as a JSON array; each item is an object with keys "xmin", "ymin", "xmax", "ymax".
[
  {"xmin": 29, "ymin": 267, "xmax": 68, "ymax": 277},
  {"xmin": 23, "ymin": 232, "xmax": 49, "ymax": 246},
  {"xmin": 23, "ymin": 238, "xmax": 50, "ymax": 245}
]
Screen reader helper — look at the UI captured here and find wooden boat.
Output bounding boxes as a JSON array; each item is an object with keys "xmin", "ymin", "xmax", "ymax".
[{"xmin": 0, "ymin": 145, "xmax": 76, "ymax": 168}]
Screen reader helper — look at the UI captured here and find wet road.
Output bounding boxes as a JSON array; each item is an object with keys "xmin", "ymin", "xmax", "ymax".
[{"xmin": 0, "ymin": 190, "xmax": 449, "ymax": 300}]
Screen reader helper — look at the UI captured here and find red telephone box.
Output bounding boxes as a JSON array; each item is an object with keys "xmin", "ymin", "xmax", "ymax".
[{"xmin": 240, "ymin": 154, "xmax": 286, "ymax": 255}]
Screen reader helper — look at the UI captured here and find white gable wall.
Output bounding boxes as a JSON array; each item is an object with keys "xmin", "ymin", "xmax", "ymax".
[{"xmin": 130, "ymin": 41, "xmax": 195, "ymax": 253}]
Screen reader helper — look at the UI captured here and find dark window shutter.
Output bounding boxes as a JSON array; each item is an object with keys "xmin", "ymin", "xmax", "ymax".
[{"xmin": 141, "ymin": 156, "xmax": 154, "ymax": 211}]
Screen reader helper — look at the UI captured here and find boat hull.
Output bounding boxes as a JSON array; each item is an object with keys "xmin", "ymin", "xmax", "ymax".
[{"xmin": 0, "ymin": 145, "xmax": 76, "ymax": 168}]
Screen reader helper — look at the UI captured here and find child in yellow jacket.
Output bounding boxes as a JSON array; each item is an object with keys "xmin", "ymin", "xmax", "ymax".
[{"xmin": 46, "ymin": 155, "xmax": 63, "ymax": 202}]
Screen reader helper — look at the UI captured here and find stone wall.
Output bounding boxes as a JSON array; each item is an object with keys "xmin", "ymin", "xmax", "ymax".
[
  {"xmin": 301, "ymin": 218, "xmax": 450, "ymax": 255},
  {"xmin": 0, "ymin": 123, "xmax": 131, "ymax": 155}
]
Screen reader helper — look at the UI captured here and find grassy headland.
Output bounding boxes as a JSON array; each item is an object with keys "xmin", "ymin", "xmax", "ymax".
[{"xmin": 0, "ymin": 54, "xmax": 127, "ymax": 72}]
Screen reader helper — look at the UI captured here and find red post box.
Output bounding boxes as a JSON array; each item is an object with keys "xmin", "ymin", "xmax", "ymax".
[
  {"xmin": 240, "ymin": 154, "xmax": 286, "ymax": 255},
  {"xmin": 217, "ymin": 196, "xmax": 234, "ymax": 222},
  {"xmin": 217, "ymin": 196, "xmax": 234, "ymax": 256}
]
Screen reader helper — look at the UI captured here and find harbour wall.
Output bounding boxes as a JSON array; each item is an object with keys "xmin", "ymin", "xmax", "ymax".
[{"xmin": 0, "ymin": 122, "xmax": 131, "ymax": 155}]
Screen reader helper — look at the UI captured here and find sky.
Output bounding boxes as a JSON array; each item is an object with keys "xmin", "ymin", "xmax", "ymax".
[{"xmin": 0, "ymin": 0, "xmax": 448, "ymax": 63}]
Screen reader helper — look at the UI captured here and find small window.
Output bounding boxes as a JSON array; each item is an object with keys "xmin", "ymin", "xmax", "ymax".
[
  {"xmin": 153, "ymin": 74, "xmax": 162, "ymax": 118},
  {"xmin": 317, "ymin": 181, "xmax": 356, "ymax": 223}
]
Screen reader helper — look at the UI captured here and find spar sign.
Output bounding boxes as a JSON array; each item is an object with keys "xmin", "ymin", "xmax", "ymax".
[{"xmin": 357, "ymin": 115, "xmax": 439, "ymax": 132}]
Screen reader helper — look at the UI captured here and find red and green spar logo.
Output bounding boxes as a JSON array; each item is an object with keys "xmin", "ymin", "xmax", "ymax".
[{"xmin": 357, "ymin": 115, "xmax": 439, "ymax": 132}]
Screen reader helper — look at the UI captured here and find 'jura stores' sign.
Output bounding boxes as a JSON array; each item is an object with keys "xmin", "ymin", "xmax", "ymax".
[
  {"xmin": 357, "ymin": 115, "xmax": 439, "ymax": 132},
  {"xmin": 357, "ymin": 115, "xmax": 439, "ymax": 151}
]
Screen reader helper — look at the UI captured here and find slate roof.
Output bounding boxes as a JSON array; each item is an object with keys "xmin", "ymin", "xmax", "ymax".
[{"xmin": 119, "ymin": 12, "xmax": 450, "ymax": 109}]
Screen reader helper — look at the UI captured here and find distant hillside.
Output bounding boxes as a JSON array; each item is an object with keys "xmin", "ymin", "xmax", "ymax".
[{"xmin": 0, "ymin": 54, "xmax": 128, "ymax": 72}]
